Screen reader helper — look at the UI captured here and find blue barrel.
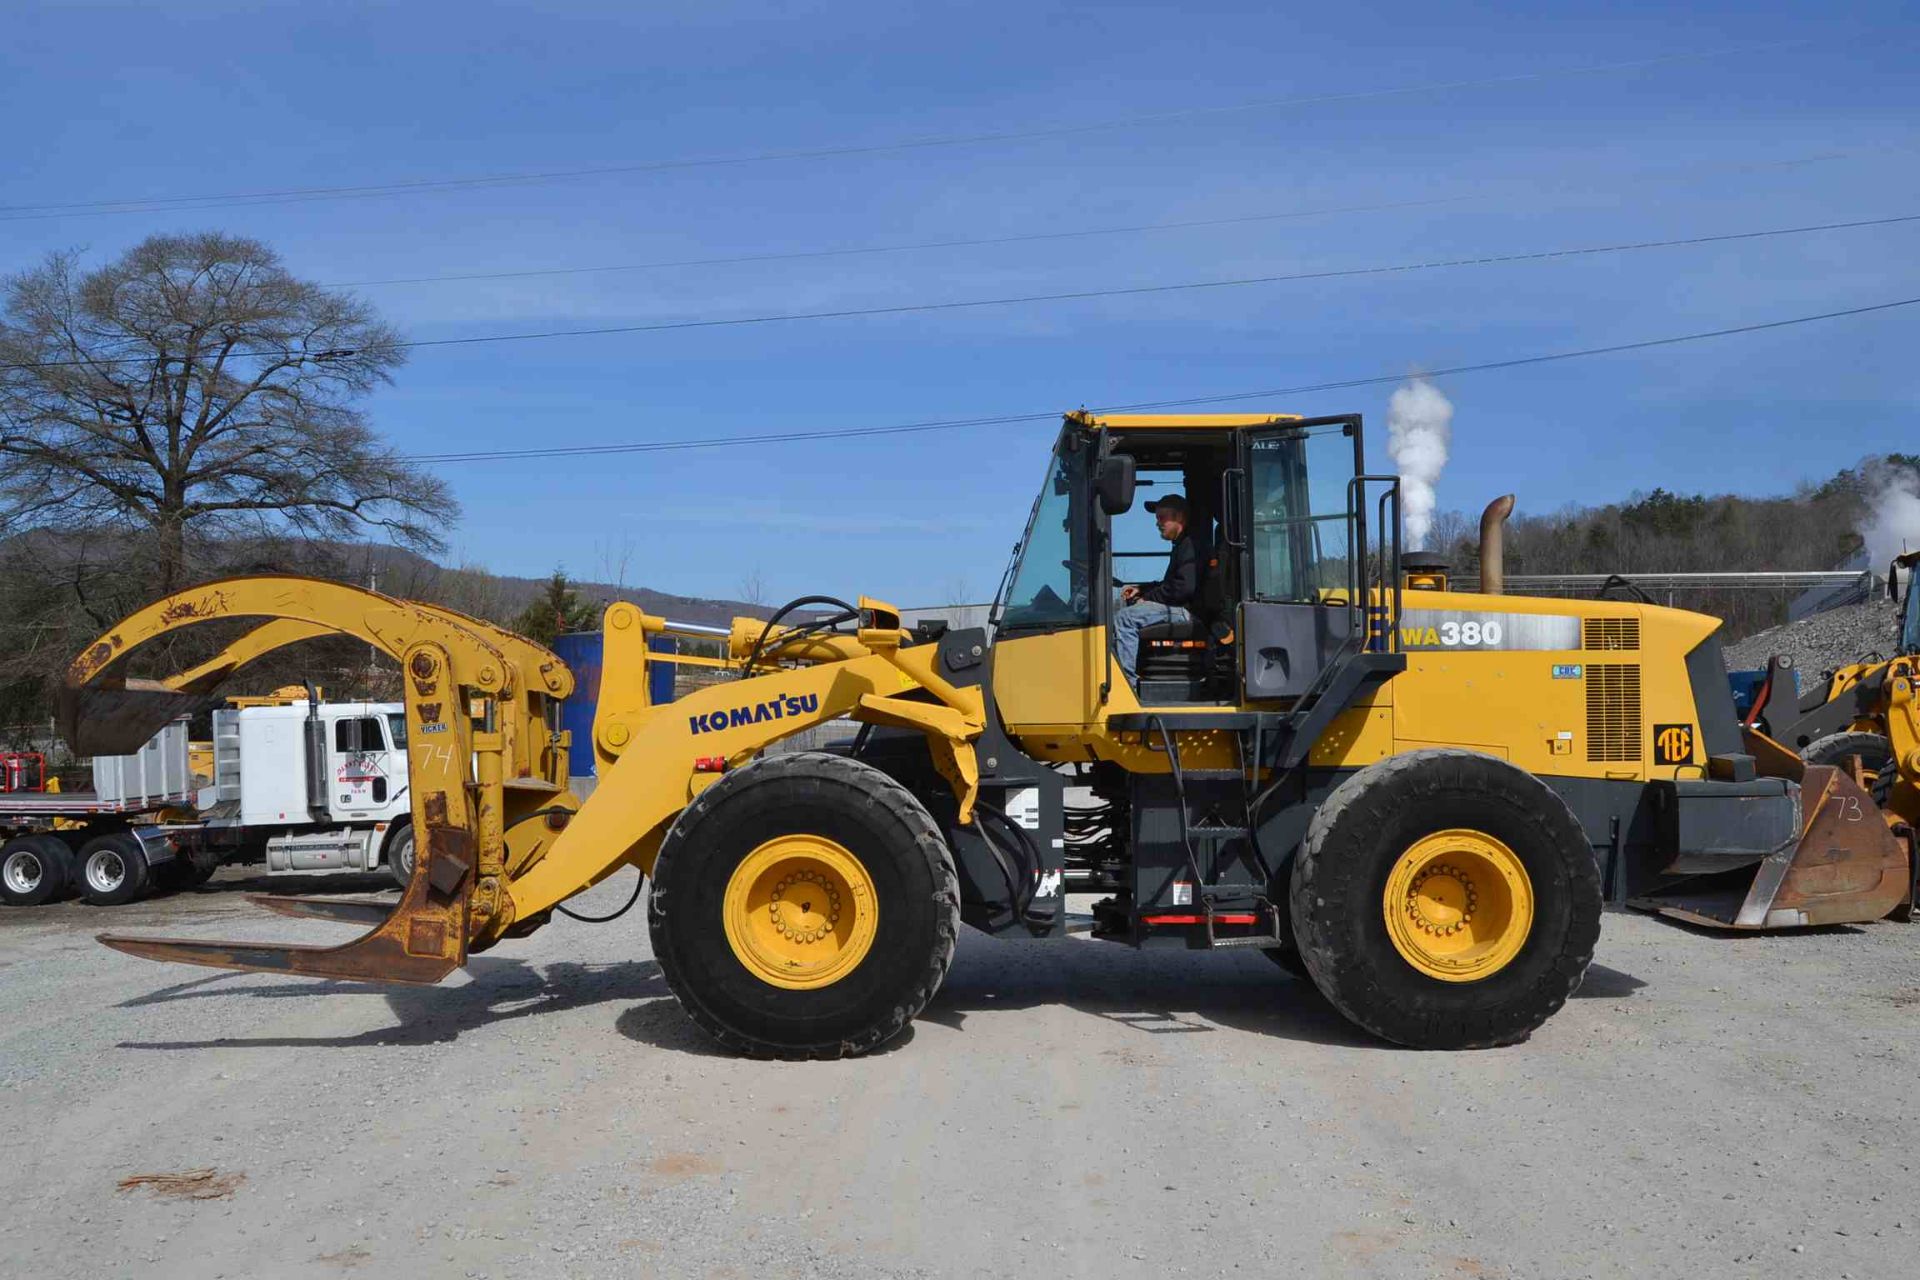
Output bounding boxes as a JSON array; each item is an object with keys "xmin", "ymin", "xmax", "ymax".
[
  {"xmin": 551, "ymin": 632, "xmax": 678, "ymax": 777},
  {"xmin": 1726, "ymin": 667, "xmax": 1796, "ymax": 722}
]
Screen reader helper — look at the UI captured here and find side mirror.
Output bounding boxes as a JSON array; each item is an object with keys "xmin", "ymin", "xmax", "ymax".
[
  {"xmin": 1891, "ymin": 560, "xmax": 1902, "ymax": 603},
  {"xmin": 1095, "ymin": 454, "xmax": 1136, "ymax": 515}
]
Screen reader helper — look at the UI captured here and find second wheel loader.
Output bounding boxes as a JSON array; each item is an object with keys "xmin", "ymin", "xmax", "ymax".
[
  {"xmin": 69, "ymin": 411, "xmax": 1915, "ymax": 1056},
  {"xmin": 1739, "ymin": 550, "xmax": 1920, "ymax": 867},
  {"xmin": 1766, "ymin": 549, "xmax": 1920, "ymax": 773}
]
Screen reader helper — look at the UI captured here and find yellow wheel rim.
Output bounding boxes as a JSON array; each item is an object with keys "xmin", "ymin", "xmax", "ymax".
[
  {"xmin": 1383, "ymin": 828, "xmax": 1534, "ymax": 983},
  {"xmin": 722, "ymin": 834, "xmax": 878, "ymax": 990}
]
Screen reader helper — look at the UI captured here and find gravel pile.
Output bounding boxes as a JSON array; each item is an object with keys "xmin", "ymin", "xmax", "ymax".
[{"xmin": 1722, "ymin": 597, "xmax": 1900, "ymax": 676}]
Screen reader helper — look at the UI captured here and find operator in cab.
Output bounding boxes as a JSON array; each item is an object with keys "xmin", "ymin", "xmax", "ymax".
[{"xmin": 1113, "ymin": 493, "xmax": 1207, "ymax": 680}]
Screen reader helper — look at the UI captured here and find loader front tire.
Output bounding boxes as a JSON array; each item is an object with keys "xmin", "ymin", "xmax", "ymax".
[
  {"xmin": 1290, "ymin": 750, "xmax": 1601, "ymax": 1050},
  {"xmin": 649, "ymin": 752, "xmax": 960, "ymax": 1059}
]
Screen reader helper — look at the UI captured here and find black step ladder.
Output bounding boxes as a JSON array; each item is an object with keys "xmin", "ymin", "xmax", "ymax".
[{"xmin": 1148, "ymin": 718, "xmax": 1284, "ymax": 950}]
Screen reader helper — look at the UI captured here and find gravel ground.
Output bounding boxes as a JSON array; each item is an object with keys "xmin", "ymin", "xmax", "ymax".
[
  {"xmin": 4, "ymin": 868, "xmax": 1919, "ymax": 1279},
  {"xmin": 1723, "ymin": 598, "xmax": 1900, "ymax": 678}
]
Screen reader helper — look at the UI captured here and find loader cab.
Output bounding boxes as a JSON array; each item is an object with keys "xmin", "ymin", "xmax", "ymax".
[
  {"xmin": 993, "ymin": 411, "xmax": 1394, "ymax": 720},
  {"xmin": 1894, "ymin": 552, "xmax": 1920, "ymax": 656}
]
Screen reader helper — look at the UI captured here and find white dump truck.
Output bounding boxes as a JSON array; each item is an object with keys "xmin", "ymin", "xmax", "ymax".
[{"xmin": 0, "ymin": 697, "xmax": 415, "ymax": 907}]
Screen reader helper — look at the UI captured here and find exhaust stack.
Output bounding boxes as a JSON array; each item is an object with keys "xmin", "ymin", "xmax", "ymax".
[{"xmin": 1479, "ymin": 494, "xmax": 1516, "ymax": 595}]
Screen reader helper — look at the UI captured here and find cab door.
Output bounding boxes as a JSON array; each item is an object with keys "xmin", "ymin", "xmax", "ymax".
[
  {"xmin": 1235, "ymin": 416, "xmax": 1365, "ymax": 701},
  {"xmin": 328, "ymin": 712, "xmax": 395, "ymax": 818}
]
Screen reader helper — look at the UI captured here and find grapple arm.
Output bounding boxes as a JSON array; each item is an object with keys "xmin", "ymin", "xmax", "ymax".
[{"xmin": 71, "ymin": 577, "xmax": 566, "ymax": 983}]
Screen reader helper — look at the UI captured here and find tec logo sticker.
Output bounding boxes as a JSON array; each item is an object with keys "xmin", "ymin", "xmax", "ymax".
[{"xmin": 1653, "ymin": 723, "xmax": 1695, "ymax": 766}]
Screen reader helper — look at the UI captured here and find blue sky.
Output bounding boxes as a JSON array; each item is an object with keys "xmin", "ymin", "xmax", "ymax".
[{"xmin": 6, "ymin": 1, "xmax": 1917, "ymax": 606}]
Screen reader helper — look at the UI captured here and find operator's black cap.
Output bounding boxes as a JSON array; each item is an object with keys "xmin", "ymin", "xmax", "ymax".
[{"xmin": 1144, "ymin": 492, "xmax": 1187, "ymax": 515}]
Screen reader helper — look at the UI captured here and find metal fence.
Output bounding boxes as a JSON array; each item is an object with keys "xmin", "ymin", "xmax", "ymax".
[{"xmin": 0, "ymin": 721, "xmax": 76, "ymax": 767}]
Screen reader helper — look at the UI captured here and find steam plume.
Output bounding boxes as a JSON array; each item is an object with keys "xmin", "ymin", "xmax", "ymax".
[
  {"xmin": 1386, "ymin": 377, "xmax": 1453, "ymax": 550},
  {"xmin": 1858, "ymin": 459, "xmax": 1920, "ymax": 575}
]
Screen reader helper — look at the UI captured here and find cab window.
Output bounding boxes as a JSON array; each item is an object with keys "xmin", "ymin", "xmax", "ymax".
[
  {"xmin": 1249, "ymin": 426, "xmax": 1355, "ymax": 602},
  {"xmin": 998, "ymin": 438, "xmax": 1090, "ymax": 630},
  {"xmin": 1110, "ymin": 466, "xmax": 1190, "ymax": 582},
  {"xmin": 333, "ymin": 716, "xmax": 386, "ymax": 752}
]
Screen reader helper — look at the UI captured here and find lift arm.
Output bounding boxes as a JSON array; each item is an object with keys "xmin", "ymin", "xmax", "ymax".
[{"xmin": 500, "ymin": 598, "xmax": 984, "ymax": 926}]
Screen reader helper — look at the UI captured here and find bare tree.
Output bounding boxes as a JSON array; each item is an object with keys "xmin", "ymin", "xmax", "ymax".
[
  {"xmin": 0, "ymin": 232, "xmax": 454, "ymax": 594},
  {"xmin": 737, "ymin": 566, "xmax": 767, "ymax": 608},
  {"xmin": 597, "ymin": 533, "xmax": 637, "ymax": 592},
  {"xmin": 1425, "ymin": 509, "xmax": 1475, "ymax": 562}
]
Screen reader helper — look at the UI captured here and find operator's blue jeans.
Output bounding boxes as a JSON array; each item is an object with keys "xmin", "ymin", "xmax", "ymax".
[{"xmin": 1112, "ymin": 600, "xmax": 1193, "ymax": 678}]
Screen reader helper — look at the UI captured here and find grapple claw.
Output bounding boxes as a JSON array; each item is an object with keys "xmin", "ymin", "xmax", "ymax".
[
  {"xmin": 245, "ymin": 895, "xmax": 396, "ymax": 926},
  {"xmin": 98, "ymin": 857, "xmax": 470, "ymax": 985}
]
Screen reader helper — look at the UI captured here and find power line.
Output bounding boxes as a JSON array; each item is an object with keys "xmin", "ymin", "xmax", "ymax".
[
  {"xmin": 0, "ymin": 40, "xmax": 1805, "ymax": 221},
  {"xmin": 5, "ymin": 209, "xmax": 1915, "ymax": 372},
  {"xmin": 403, "ymin": 293, "xmax": 1920, "ymax": 464},
  {"xmin": 326, "ymin": 148, "xmax": 1861, "ymax": 290},
  {"xmin": 333, "ymin": 193, "xmax": 1475, "ymax": 287}
]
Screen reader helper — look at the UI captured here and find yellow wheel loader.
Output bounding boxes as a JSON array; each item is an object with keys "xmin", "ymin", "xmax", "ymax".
[
  {"xmin": 68, "ymin": 412, "xmax": 1914, "ymax": 1056},
  {"xmin": 1734, "ymin": 550, "xmax": 1920, "ymax": 862},
  {"xmin": 1765, "ymin": 549, "xmax": 1920, "ymax": 777}
]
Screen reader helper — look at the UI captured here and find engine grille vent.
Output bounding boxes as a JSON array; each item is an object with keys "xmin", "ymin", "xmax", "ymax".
[
  {"xmin": 1585, "ymin": 664, "xmax": 1643, "ymax": 762},
  {"xmin": 1583, "ymin": 617, "xmax": 1641, "ymax": 651}
]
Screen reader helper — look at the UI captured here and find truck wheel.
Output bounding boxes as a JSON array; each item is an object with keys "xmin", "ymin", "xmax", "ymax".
[
  {"xmin": 1801, "ymin": 732, "xmax": 1893, "ymax": 784},
  {"xmin": 649, "ymin": 752, "xmax": 960, "ymax": 1059},
  {"xmin": 1289, "ymin": 749, "xmax": 1601, "ymax": 1050},
  {"xmin": 385, "ymin": 823, "xmax": 416, "ymax": 889},
  {"xmin": 1, "ymin": 835, "xmax": 70, "ymax": 906},
  {"xmin": 76, "ymin": 833, "xmax": 152, "ymax": 906},
  {"xmin": 154, "ymin": 847, "xmax": 221, "ymax": 891}
]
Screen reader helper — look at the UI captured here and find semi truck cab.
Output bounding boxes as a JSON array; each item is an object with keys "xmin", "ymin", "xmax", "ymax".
[{"xmin": 208, "ymin": 699, "xmax": 412, "ymax": 878}]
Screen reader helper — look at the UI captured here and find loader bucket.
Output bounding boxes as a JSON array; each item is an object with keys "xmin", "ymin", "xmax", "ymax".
[
  {"xmin": 58, "ymin": 681, "xmax": 221, "ymax": 757},
  {"xmin": 1632, "ymin": 763, "xmax": 1914, "ymax": 929}
]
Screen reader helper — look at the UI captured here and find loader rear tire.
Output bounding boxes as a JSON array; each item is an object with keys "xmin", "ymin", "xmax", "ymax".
[
  {"xmin": 1, "ymin": 835, "xmax": 71, "ymax": 906},
  {"xmin": 649, "ymin": 752, "xmax": 960, "ymax": 1060},
  {"xmin": 1290, "ymin": 749, "xmax": 1601, "ymax": 1050}
]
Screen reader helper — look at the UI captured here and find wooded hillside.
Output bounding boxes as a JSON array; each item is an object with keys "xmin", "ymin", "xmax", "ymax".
[
  {"xmin": 0, "ymin": 531, "xmax": 765, "ymax": 747},
  {"xmin": 1425, "ymin": 455, "xmax": 1920, "ymax": 638}
]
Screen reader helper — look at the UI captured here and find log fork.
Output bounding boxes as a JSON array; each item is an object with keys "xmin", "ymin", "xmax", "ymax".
[{"xmin": 70, "ymin": 576, "xmax": 983, "ymax": 985}]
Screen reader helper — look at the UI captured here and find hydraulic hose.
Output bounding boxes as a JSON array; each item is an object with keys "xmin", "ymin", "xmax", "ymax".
[
  {"xmin": 503, "ymin": 805, "xmax": 647, "ymax": 924},
  {"xmin": 974, "ymin": 801, "xmax": 1053, "ymax": 931},
  {"xmin": 738, "ymin": 595, "xmax": 861, "ymax": 677},
  {"xmin": 556, "ymin": 867, "xmax": 645, "ymax": 923}
]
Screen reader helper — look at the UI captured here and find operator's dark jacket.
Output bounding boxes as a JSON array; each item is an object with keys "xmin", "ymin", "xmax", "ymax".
[{"xmin": 1137, "ymin": 528, "xmax": 1209, "ymax": 609}]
